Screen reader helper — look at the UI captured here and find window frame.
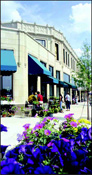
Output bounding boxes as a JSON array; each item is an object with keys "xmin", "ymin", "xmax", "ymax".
[{"xmin": 55, "ymin": 43, "xmax": 59, "ymax": 61}]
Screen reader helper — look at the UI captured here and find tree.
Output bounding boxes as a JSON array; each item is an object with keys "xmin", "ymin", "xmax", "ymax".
[{"xmin": 72, "ymin": 42, "xmax": 91, "ymax": 120}]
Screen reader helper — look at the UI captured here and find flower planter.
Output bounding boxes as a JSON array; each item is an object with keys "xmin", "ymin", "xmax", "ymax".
[{"xmin": 2, "ymin": 114, "xmax": 6, "ymax": 117}]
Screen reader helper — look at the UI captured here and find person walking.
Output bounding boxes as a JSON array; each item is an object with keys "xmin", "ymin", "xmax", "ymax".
[
  {"xmin": 65, "ymin": 92, "xmax": 71, "ymax": 111},
  {"xmin": 75, "ymin": 95, "xmax": 78, "ymax": 104},
  {"xmin": 59, "ymin": 94, "xmax": 64, "ymax": 113}
]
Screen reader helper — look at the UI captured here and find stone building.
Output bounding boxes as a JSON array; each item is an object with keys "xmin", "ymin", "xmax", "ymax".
[{"xmin": 1, "ymin": 21, "xmax": 83, "ymax": 104}]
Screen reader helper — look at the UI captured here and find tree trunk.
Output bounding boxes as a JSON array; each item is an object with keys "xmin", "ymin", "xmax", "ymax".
[{"xmin": 87, "ymin": 91, "xmax": 89, "ymax": 120}]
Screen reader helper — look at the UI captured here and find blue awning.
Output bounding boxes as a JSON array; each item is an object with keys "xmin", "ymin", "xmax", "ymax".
[
  {"xmin": 42, "ymin": 76, "xmax": 59, "ymax": 84},
  {"xmin": 64, "ymin": 81, "xmax": 77, "ymax": 89},
  {"xmin": 59, "ymin": 81, "xmax": 69, "ymax": 88},
  {"xmin": 1, "ymin": 50, "xmax": 17, "ymax": 72},
  {"xmin": 28, "ymin": 54, "xmax": 51, "ymax": 76}
]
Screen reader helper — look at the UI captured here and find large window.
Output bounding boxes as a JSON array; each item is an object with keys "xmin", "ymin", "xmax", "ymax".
[
  {"xmin": 36, "ymin": 39, "xmax": 46, "ymax": 47},
  {"xmin": 55, "ymin": 43, "xmax": 59, "ymax": 60},
  {"xmin": 63, "ymin": 49, "xmax": 65, "ymax": 63},
  {"xmin": 63, "ymin": 73, "xmax": 70, "ymax": 83},
  {"xmin": 49, "ymin": 65, "xmax": 54, "ymax": 76},
  {"xmin": 1, "ymin": 75, "xmax": 13, "ymax": 97},
  {"xmin": 40, "ymin": 61, "xmax": 46, "ymax": 67},
  {"xmin": 56, "ymin": 71, "xmax": 60, "ymax": 80},
  {"xmin": 71, "ymin": 57, "xmax": 72, "ymax": 69}
]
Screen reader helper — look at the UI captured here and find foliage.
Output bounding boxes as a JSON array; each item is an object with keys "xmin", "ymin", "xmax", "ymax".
[
  {"xmin": 33, "ymin": 101, "xmax": 39, "ymax": 105},
  {"xmin": 1, "ymin": 115, "xmax": 92, "ymax": 174},
  {"xmin": 28, "ymin": 95, "xmax": 37, "ymax": 104},
  {"xmin": 2, "ymin": 110, "xmax": 8, "ymax": 116},
  {"xmin": 72, "ymin": 42, "xmax": 91, "ymax": 91},
  {"xmin": 1, "ymin": 96, "xmax": 12, "ymax": 102},
  {"xmin": 11, "ymin": 105, "xmax": 18, "ymax": 112}
]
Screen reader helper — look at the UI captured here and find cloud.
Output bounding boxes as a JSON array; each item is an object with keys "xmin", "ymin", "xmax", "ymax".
[
  {"xmin": 70, "ymin": 3, "xmax": 91, "ymax": 33},
  {"xmin": 74, "ymin": 48, "xmax": 83, "ymax": 57},
  {"xmin": 1, "ymin": 1, "xmax": 22, "ymax": 22}
]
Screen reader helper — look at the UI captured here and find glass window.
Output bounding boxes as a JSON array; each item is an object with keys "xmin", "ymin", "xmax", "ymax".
[
  {"xmin": 40, "ymin": 61, "xmax": 46, "ymax": 67},
  {"xmin": 63, "ymin": 73, "xmax": 70, "ymax": 83},
  {"xmin": 56, "ymin": 71, "xmax": 60, "ymax": 80},
  {"xmin": 71, "ymin": 57, "xmax": 72, "ymax": 68},
  {"xmin": 1, "ymin": 75, "xmax": 12, "ymax": 97},
  {"xmin": 56, "ymin": 86, "xmax": 60, "ymax": 97},
  {"xmin": 49, "ymin": 65, "xmax": 54, "ymax": 76},
  {"xmin": 55, "ymin": 43, "xmax": 59, "ymax": 60},
  {"xmin": 66, "ymin": 52, "xmax": 67, "ymax": 65},
  {"xmin": 63, "ymin": 49, "xmax": 65, "ymax": 63},
  {"xmin": 49, "ymin": 84, "xmax": 54, "ymax": 96},
  {"xmin": 68, "ymin": 54, "xmax": 69, "ymax": 66},
  {"xmin": 36, "ymin": 39, "xmax": 46, "ymax": 47}
]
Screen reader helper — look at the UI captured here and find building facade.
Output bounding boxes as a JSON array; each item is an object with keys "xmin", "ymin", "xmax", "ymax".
[{"xmin": 1, "ymin": 21, "xmax": 83, "ymax": 104}]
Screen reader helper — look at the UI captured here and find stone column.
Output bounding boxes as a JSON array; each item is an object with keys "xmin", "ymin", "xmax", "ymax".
[
  {"xmin": 47, "ymin": 84, "xmax": 50, "ymax": 100},
  {"xmin": 54, "ymin": 85, "xmax": 56, "ymax": 97},
  {"xmin": 37, "ymin": 76, "xmax": 41, "ymax": 92},
  {"xmin": 79, "ymin": 90, "xmax": 81, "ymax": 102},
  {"xmin": 70, "ymin": 88, "xmax": 72, "ymax": 104}
]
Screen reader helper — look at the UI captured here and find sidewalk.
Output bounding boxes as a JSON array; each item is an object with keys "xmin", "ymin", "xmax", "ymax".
[{"xmin": 1, "ymin": 102, "xmax": 91, "ymax": 147}]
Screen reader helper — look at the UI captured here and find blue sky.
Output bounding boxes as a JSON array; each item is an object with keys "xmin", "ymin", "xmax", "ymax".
[{"xmin": 1, "ymin": 1, "xmax": 91, "ymax": 57}]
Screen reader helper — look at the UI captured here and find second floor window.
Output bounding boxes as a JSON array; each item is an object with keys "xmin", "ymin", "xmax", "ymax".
[
  {"xmin": 68, "ymin": 54, "xmax": 69, "ymax": 66},
  {"xmin": 40, "ymin": 61, "xmax": 46, "ymax": 67},
  {"xmin": 49, "ymin": 65, "xmax": 54, "ymax": 76},
  {"xmin": 55, "ymin": 43, "xmax": 59, "ymax": 60},
  {"xmin": 36, "ymin": 39, "xmax": 46, "ymax": 47},
  {"xmin": 63, "ymin": 49, "xmax": 65, "ymax": 63},
  {"xmin": 56, "ymin": 71, "xmax": 60, "ymax": 80},
  {"xmin": 63, "ymin": 73, "xmax": 70, "ymax": 83},
  {"xmin": 66, "ymin": 52, "xmax": 67, "ymax": 65}
]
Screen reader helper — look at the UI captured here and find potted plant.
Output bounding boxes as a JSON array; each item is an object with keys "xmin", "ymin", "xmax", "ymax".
[
  {"xmin": 28, "ymin": 95, "xmax": 37, "ymax": 104},
  {"xmin": 54, "ymin": 108, "xmax": 58, "ymax": 113},
  {"xmin": 9, "ymin": 105, "xmax": 18, "ymax": 115},
  {"xmin": 47, "ymin": 108, "xmax": 54, "ymax": 117},
  {"xmin": 2, "ymin": 110, "xmax": 8, "ymax": 117}
]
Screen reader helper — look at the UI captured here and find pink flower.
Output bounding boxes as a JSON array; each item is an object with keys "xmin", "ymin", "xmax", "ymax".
[
  {"xmin": 27, "ymin": 141, "xmax": 34, "ymax": 145},
  {"xmin": 64, "ymin": 113, "xmax": 74, "ymax": 120},
  {"xmin": 44, "ymin": 129, "xmax": 51, "ymax": 136}
]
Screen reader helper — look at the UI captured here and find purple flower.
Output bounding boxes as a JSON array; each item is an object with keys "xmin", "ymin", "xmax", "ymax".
[
  {"xmin": 47, "ymin": 141, "xmax": 53, "ymax": 147},
  {"xmin": 22, "ymin": 131, "xmax": 29, "ymax": 140},
  {"xmin": 34, "ymin": 123, "xmax": 44, "ymax": 130},
  {"xmin": 27, "ymin": 141, "xmax": 34, "ymax": 145},
  {"xmin": 34, "ymin": 113, "xmax": 38, "ymax": 117},
  {"xmin": 88, "ymin": 127, "xmax": 92, "ymax": 140},
  {"xmin": 17, "ymin": 133, "xmax": 23, "ymax": 142},
  {"xmin": 43, "ymin": 109, "xmax": 48, "ymax": 112},
  {"xmin": 34, "ymin": 165, "xmax": 54, "ymax": 174},
  {"xmin": 1, "ymin": 159, "xmax": 25, "ymax": 174},
  {"xmin": 0, "ymin": 124, "xmax": 7, "ymax": 132},
  {"xmin": 23, "ymin": 123, "xmax": 30, "ymax": 130},
  {"xmin": 44, "ymin": 129, "xmax": 51, "ymax": 136},
  {"xmin": 64, "ymin": 113, "xmax": 74, "ymax": 120},
  {"xmin": 62, "ymin": 138, "xmax": 70, "ymax": 142},
  {"xmin": 70, "ymin": 121, "xmax": 77, "ymax": 127},
  {"xmin": 19, "ymin": 145, "xmax": 26, "ymax": 154}
]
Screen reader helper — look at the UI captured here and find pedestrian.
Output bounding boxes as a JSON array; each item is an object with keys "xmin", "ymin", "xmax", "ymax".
[
  {"xmin": 65, "ymin": 92, "xmax": 71, "ymax": 111},
  {"xmin": 59, "ymin": 94, "xmax": 64, "ymax": 113},
  {"xmin": 75, "ymin": 95, "xmax": 78, "ymax": 104},
  {"xmin": 35, "ymin": 92, "xmax": 37, "ymax": 98},
  {"xmin": 37, "ymin": 91, "xmax": 43, "ymax": 107}
]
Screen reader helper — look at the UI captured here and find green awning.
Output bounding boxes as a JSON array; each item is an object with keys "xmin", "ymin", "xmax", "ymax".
[
  {"xmin": 64, "ymin": 81, "xmax": 77, "ymax": 89},
  {"xmin": 28, "ymin": 54, "xmax": 51, "ymax": 76},
  {"xmin": 1, "ymin": 49, "xmax": 17, "ymax": 72}
]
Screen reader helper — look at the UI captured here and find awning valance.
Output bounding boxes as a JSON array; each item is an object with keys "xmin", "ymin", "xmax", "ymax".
[
  {"xmin": 28, "ymin": 54, "xmax": 51, "ymax": 76},
  {"xmin": 1, "ymin": 50, "xmax": 17, "ymax": 72},
  {"xmin": 59, "ymin": 81, "xmax": 69, "ymax": 88},
  {"xmin": 64, "ymin": 81, "xmax": 77, "ymax": 89},
  {"xmin": 42, "ymin": 76, "xmax": 59, "ymax": 84}
]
